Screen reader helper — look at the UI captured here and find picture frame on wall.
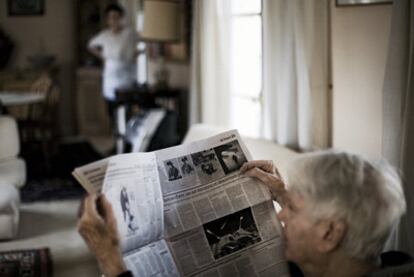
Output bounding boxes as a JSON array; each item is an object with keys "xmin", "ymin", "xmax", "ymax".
[
  {"xmin": 336, "ymin": 0, "xmax": 392, "ymax": 7},
  {"xmin": 7, "ymin": 0, "xmax": 45, "ymax": 16}
]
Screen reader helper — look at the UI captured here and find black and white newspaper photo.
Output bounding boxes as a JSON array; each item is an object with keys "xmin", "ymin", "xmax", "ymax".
[{"xmin": 203, "ymin": 207, "xmax": 261, "ymax": 260}]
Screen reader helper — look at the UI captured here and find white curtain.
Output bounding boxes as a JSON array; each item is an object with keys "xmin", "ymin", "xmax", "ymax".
[
  {"xmin": 190, "ymin": 0, "xmax": 232, "ymax": 127},
  {"xmin": 382, "ymin": 0, "xmax": 414, "ymax": 256},
  {"xmin": 262, "ymin": 0, "xmax": 329, "ymax": 150}
]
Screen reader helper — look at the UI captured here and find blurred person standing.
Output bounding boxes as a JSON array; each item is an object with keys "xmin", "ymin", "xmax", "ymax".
[{"xmin": 88, "ymin": 3, "xmax": 138, "ymax": 123}]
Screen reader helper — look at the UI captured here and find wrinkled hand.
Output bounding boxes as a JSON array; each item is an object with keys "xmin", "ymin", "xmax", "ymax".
[
  {"xmin": 240, "ymin": 160, "xmax": 287, "ymax": 202},
  {"xmin": 77, "ymin": 194, "xmax": 126, "ymax": 277}
]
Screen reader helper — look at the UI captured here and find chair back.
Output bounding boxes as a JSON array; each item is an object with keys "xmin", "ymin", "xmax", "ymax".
[
  {"xmin": 0, "ymin": 116, "xmax": 19, "ymax": 160},
  {"xmin": 28, "ymin": 75, "xmax": 55, "ymax": 121},
  {"xmin": 42, "ymin": 82, "xmax": 59, "ymax": 124},
  {"xmin": 30, "ymin": 74, "xmax": 53, "ymax": 94}
]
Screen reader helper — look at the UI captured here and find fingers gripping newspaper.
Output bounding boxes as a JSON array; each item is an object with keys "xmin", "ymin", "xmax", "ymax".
[{"xmin": 73, "ymin": 130, "xmax": 289, "ymax": 277}]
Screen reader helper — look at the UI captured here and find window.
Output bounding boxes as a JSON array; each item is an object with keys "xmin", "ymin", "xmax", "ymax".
[{"xmin": 229, "ymin": 0, "xmax": 262, "ymax": 138}]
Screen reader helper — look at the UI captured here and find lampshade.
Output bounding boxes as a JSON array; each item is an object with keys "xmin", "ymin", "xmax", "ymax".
[{"xmin": 141, "ymin": 0, "xmax": 180, "ymax": 42}]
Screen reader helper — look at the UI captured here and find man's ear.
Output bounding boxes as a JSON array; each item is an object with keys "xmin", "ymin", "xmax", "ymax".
[{"xmin": 315, "ymin": 219, "xmax": 347, "ymax": 253}]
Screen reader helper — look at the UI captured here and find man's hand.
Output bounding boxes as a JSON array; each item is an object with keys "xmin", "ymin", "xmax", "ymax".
[
  {"xmin": 77, "ymin": 194, "xmax": 126, "ymax": 277},
  {"xmin": 240, "ymin": 160, "xmax": 287, "ymax": 202}
]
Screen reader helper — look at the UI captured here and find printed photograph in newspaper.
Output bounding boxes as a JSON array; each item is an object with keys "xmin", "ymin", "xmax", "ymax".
[
  {"xmin": 119, "ymin": 186, "xmax": 139, "ymax": 235},
  {"xmin": 161, "ymin": 154, "xmax": 199, "ymax": 194},
  {"xmin": 213, "ymin": 140, "xmax": 248, "ymax": 175},
  {"xmin": 178, "ymin": 155, "xmax": 195, "ymax": 176},
  {"xmin": 203, "ymin": 207, "xmax": 262, "ymax": 259},
  {"xmin": 164, "ymin": 159, "xmax": 183, "ymax": 181},
  {"xmin": 190, "ymin": 149, "xmax": 226, "ymax": 185}
]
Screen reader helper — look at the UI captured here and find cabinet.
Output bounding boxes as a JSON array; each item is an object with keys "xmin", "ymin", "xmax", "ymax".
[{"xmin": 76, "ymin": 67, "xmax": 110, "ymax": 136}]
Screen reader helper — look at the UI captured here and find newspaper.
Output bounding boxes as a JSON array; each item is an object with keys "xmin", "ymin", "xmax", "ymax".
[{"xmin": 73, "ymin": 130, "xmax": 289, "ymax": 277}]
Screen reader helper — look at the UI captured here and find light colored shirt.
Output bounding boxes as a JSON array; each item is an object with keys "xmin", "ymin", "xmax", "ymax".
[{"xmin": 89, "ymin": 28, "xmax": 138, "ymax": 100}]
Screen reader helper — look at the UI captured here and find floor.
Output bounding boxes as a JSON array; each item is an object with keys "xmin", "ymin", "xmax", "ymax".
[{"xmin": 0, "ymin": 200, "xmax": 99, "ymax": 276}]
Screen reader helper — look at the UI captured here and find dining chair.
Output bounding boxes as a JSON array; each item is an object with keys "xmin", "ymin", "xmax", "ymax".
[
  {"xmin": 25, "ymin": 74, "xmax": 53, "ymax": 121},
  {"xmin": 19, "ymin": 75, "xmax": 58, "ymax": 173},
  {"xmin": 5, "ymin": 74, "xmax": 53, "ymax": 121}
]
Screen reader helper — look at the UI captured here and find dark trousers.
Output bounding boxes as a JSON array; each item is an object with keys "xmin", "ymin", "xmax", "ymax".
[
  {"xmin": 105, "ymin": 99, "xmax": 120, "ymax": 137},
  {"xmin": 105, "ymin": 100, "xmax": 116, "ymax": 123}
]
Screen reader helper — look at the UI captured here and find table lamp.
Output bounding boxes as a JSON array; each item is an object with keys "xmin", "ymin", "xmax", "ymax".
[{"xmin": 141, "ymin": 0, "xmax": 180, "ymax": 89}]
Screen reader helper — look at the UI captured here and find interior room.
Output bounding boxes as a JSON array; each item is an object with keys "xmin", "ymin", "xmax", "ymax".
[{"xmin": 0, "ymin": 0, "xmax": 413, "ymax": 276}]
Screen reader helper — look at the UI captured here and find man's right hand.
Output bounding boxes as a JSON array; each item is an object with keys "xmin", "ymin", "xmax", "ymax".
[
  {"xmin": 240, "ymin": 160, "xmax": 287, "ymax": 202},
  {"xmin": 78, "ymin": 194, "xmax": 127, "ymax": 277}
]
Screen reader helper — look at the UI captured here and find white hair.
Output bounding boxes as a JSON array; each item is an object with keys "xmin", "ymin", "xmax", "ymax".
[{"xmin": 286, "ymin": 149, "xmax": 406, "ymax": 261}]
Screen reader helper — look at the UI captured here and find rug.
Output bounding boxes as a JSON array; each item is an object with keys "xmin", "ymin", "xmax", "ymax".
[
  {"xmin": 20, "ymin": 140, "xmax": 102, "ymax": 203},
  {"xmin": 0, "ymin": 248, "xmax": 52, "ymax": 277},
  {"xmin": 21, "ymin": 178, "xmax": 86, "ymax": 203}
]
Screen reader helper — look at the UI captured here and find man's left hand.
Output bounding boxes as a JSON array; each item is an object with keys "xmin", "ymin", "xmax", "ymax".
[{"xmin": 78, "ymin": 194, "xmax": 127, "ymax": 277}]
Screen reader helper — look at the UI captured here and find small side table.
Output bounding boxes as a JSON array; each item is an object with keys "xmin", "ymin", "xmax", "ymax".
[{"xmin": 0, "ymin": 92, "xmax": 46, "ymax": 114}]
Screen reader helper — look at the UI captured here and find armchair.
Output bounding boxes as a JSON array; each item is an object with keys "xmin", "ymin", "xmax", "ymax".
[{"xmin": 0, "ymin": 116, "xmax": 26, "ymax": 239}]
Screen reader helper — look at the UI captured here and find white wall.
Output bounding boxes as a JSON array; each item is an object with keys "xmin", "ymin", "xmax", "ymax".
[
  {"xmin": 0, "ymin": 0, "xmax": 76, "ymax": 135},
  {"xmin": 331, "ymin": 1, "xmax": 392, "ymax": 159}
]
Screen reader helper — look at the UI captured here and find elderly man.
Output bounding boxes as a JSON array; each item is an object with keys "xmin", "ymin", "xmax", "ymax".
[
  {"xmin": 78, "ymin": 150, "xmax": 410, "ymax": 276},
  {"xmin": 241, "ymin": 150, "xmax": 409, "ymax": 276}
]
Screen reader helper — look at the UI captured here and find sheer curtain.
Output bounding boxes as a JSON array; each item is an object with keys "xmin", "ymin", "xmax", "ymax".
[
  {"xmin": 190, "ymin": 0, "xmax": 232, "ymax": 127},
  {"xmin": 262, "ymin": 0, "xmax": 329, "ymax": 150},
  {"xmin": 382, "ymin": 0, "xmax": 414, "ymax": 256},
  {"xmin": 191, "ymin": 0, "xmax": 329, "ymax": 150}
]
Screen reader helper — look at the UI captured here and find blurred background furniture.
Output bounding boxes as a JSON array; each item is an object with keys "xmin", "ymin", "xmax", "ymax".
[
  {"xmin": 15, "ymin": 74, "xmax": 59, "ymax": 172},
  {"xmin": 0, "ymin": 116, "xmax": 26, "ymax": 240},
  {"xmin": 76, "ymin": 67, "xmax": 110, "ymax": 137},
  {"xmin": 0, "ymin": 66, "xmax": 58, "ymax": 120},
  {"xmin": 0, "ymin": 184, "xmax": 20, "ymax": 240},
  {"xmin": 19, "ymin": 74, "xmax": 58, "ymax": 141},
  {"xmin": 0, "ymin": 91, "xmax": 46, "ymax": 114},
  {"xmin": 0, "ymin": 68, "xmax": 60, "ymax": 174},
  {"xmin": 114, "ymin": 85, "xmax": 188, "ymax": 153},
  {"xmin": 0, "ymin": 116, "xmax": 26, "ymax": 188}
]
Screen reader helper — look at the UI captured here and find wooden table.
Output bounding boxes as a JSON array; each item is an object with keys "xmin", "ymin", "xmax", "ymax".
[{"xmin": 0, "ymin": 92, "xmax": 46, "ymax": 114}]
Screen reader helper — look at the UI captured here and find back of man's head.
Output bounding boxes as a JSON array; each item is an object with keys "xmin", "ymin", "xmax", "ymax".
[{"xmin": 286, "ymin": 150, "xmax": 406, "ymax": 261}]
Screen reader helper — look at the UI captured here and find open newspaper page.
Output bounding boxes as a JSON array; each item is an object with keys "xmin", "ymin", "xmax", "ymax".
[
  {"xmin": 155, "ymin": 130, "xmax": 289, "ymax": 277},
  {"xmin": 73, "ymin": 130, "xmax": 288, "ymax": 277},
  {"xmin": 101, "ymin": 153, "xmax": 179, "ymax": 277},
  {"xmin": 72, "ymin": 157, "xmax": 111, "ymax": 193}
]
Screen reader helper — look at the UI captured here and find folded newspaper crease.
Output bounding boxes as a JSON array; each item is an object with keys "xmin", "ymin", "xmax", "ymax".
[{"xmin": 73, "ymin": 130, "xmax": 289, "ymax": 277}]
